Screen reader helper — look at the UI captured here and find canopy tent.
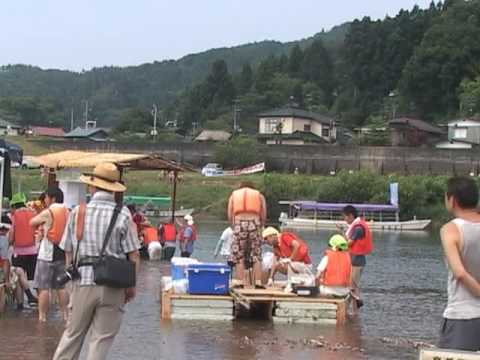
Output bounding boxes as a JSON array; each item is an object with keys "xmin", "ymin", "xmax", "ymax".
[
  {"xmin": 33, "ymin": 150, "xmax": 184, "ymax": 172},
  {"xmin": 33, "ymin": 150, "xmax": 188, "ymax": 221}
]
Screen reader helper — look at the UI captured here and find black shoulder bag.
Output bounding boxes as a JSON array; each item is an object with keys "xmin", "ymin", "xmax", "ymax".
[{"xmin": 93, "ymin": 205, "xmax": 136, "ymax": 288}]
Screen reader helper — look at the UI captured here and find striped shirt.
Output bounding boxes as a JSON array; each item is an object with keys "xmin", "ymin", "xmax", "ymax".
[{"xmin": 59, "ymin": 191, "xmax": 140, "ymax": 286}]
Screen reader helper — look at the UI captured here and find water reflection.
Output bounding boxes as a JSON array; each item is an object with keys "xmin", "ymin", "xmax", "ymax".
[{"xmin": 0, "ymin": 222, "xmax": 445, "ymax": 359}]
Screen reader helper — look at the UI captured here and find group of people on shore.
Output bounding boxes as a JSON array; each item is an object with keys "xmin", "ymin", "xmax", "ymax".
[
  {"xmin": 0, "ymin": 187, "xmax": 70, "ymax": 321},
  {"xmin": 0, "ymin": 162, "xmax": 142, "ymax": 359},
  {"xmin": 214, "ymin": 181, "xmax": 373, "ymax": 311}
]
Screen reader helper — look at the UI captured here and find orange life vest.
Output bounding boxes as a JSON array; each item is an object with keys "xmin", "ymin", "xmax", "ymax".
[
  {"xmin": 276, "ymin": 232, "xmax": 312, "ymax": 264},
  {"xmin": 322, "ymin": 249, "xmax": 352, "ymax": 287},
  {"xmin": 162, "ymin": 223, "xmax": 177, "ymax": 243},
  {"xmin": 179, "ymin": 225, "xmax": 197, "ymax": 242},
  {"xmin": 347, "ymin": 218, "xmax": 374, "ymax": 256},
  {"xmin": 47, "ymin": 207, "xmax": 69, "ymax": 245},
  {"xmin": 230, "ymin": 188, "xmax": 263, "ymax": 217},
  {"xmin": 143, "ymin": 226, "xmax": 159, "ymax": 246},
  {"xmin": 12, "ymin": 208, "xmax": 36, "ymax": 247}
]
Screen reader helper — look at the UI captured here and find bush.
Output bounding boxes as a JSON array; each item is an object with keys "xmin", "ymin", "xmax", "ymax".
[{"xmin": 214, "ymin": 136, "xmax": 262, "ymax": 168}]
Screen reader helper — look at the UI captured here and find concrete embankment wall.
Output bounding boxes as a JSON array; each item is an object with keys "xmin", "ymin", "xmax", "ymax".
[{"xmin": 39, "ymin": 140, "xmax": 480, "ymax": 176}]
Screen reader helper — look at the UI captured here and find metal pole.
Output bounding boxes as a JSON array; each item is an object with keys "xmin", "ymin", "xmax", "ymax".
[
  {"xmin": 152, "ymin": 104, "xmax": 158, "ymax": 140},
  {"xmin": 171, "ymin": 171, "xmax": 178, "ymax": 223},
  {"xmin": 70, "ymin": 108, "xmax": 74, "ymax": 131},
  {"xmin": 84, "ymin": 100, "xmax": 89, "ymax": 128},
  {"xmin": 233, "ymin": 101, "xmax": 237, "ymax": 132}
]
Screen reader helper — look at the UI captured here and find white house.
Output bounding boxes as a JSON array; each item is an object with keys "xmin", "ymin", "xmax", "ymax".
[
  {"xmin": 257, "ymin": 106, "xmax": 336, "ymax": 145},
  {"xmin": 436, "ymin": 119, "xmax": 480, "ymax": 149},
  {"xmin": 0, "ymin": 119, "xmax": 22, "ymax": 136}
]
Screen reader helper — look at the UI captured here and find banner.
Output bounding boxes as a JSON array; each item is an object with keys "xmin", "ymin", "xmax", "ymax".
[
  {"xmin": 223, "ymin": 162, "xmax": 266, "ymax": 176},
  {"xmin": 389, "ymin": 182, "xmax": 399, "ymax": 207}
]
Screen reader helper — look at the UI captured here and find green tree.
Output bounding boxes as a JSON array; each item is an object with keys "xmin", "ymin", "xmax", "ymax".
[
  {"xmin": 302, "ymin": 39, "xmax": 335, "ymax": 107},
  {"xmin": 287, "ymin": 45, "xmax": 304, "ymax": 78},
  {"xmin": 114, "ymin": 107, "xmax": 151, "ymax": 133},
  {"xmin": 238, "ymin": 63, "xmax": 254, "ymax": 94},
  {"xmin": 458, "ymin": 75, "xmax": 480, "ymax": 117}
]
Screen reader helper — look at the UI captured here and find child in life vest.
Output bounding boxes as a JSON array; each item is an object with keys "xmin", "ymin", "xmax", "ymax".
[
  {"xmin": 142, "ymin": 226, "xmax": 162, "ymax": 261},
  {"xmin": 316, "ymin": 235, "xmax": 352, "ymax": 298}
]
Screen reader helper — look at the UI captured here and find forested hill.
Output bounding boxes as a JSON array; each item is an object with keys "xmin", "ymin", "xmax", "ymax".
[
  {"xmin": 3, "ymin": 1, "xmax": 480, "ymax": 137},
  {"xmin": 0, "ymin": 23, "xmax": 349, "ymax": 128}
]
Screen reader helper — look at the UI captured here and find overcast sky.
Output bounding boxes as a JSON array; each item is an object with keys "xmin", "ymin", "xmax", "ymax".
[{"xmin": 0, "ymin": 0, "xmax": 432, "ymax": 71}]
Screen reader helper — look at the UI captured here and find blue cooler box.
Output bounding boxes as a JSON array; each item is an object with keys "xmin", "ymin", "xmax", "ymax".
[
  {"xmin": 171, "ymin": 264, "xmax": 187, "ymax": 280},
  {"xmin": 187, "ymin": 263, "xmax": 231, "ymax": 295}
]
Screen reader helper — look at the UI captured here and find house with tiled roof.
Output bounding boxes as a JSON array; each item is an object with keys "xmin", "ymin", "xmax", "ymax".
[
  {"xmin": 0, "ymin": 119, "xmax": 22, "ymax": 136},
  {"xmin": 64, "ymin": 127, "xmax": 110, "ymax": 141},
  {"xmin": 388, "ymin": 117, "xmax": 445, "ymax": 147},
  {"xmin": 30, "ymin": 126, "xmax": 65, "ymax": 137},
  {"xmin": 257, "ymin": 106, "xmax": 336, "ymax": 145}
]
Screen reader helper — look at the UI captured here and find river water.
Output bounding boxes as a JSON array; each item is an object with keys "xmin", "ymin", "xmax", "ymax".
[{"xmin": 0, "ymin": 222, "xmax": 446, "ymax": 360}]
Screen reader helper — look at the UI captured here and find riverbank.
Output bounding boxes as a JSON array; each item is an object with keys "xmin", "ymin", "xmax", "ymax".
[{"xmin": 11, "ymin": 168, "xmax": 450, "ymax": 226}]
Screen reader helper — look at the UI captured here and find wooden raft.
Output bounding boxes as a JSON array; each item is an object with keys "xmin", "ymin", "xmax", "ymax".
[
  {"xmin": 420, "ymin": 348, "xmax": 480, "ymax": 360},
  {"xmin": 161, "ymin": 288, "xmax": 349, "ymax": 324},
  {"xmin": 230, "ymin": 288, "xmax": 348, "ymax": 325},
  {"xmin": 161, "ymin": 290, "xmax": 234, "ymax": 321}
]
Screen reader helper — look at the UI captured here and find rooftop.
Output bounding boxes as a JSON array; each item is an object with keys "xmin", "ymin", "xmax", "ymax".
[
  {"xmin": 258, "ymin": 106, "xmax": 334, "ymax": 125},
  {"xmin": 64, "ymin": 127, "xmax": 109, "ymax": 139},
  {"xmin": 389, "ymin": 117, "xmax": 444, "ymax": 135},
  {"xmin": 0, "ymin": 119, "xmax": 21, "ymax": 129},
  {"xmin": 31, "ymin": 126, "xmax": 65, "ymax": 137},
  {"xmin": 194, "ymin": 130, "xmax": 232, "ymax": 142}
]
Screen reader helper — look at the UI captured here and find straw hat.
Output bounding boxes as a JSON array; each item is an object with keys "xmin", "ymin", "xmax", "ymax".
[
  {"xmin": 80, "ymin": 162, "xmax": 126, "ymax": 193},
  {"xmin": 262, "ymin": 227, "xmax": 280, "ymax": 239}
]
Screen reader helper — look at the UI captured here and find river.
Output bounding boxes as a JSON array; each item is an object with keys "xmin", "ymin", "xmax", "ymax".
[{"xmin": 0, "ymin": 221, "xmax": 446, "ymax": 360}]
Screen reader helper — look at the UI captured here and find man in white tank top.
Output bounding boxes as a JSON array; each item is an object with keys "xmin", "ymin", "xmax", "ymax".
[{"xmin": 439, "ymin": 177, "xmax": 480, "ymax": 351}]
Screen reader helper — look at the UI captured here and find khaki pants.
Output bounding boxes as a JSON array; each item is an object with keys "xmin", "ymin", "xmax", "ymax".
[{"xmin": 53, "ymin": 284, "xmax": 125, "ymax": 360}]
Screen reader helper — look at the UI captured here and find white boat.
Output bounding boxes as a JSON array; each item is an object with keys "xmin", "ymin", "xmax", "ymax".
[
  {"xmin": 278, "ymin": 201, "xmax": 431, "ymax": 231},
  {"xmin": 145, "ymin": 208, "xmax": 194, "ymax": 218}
]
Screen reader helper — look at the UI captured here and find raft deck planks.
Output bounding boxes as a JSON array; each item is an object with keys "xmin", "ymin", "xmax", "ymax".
[{"xmin": 161, "ymin": 289, "xmax": 349, "ymax": 324}]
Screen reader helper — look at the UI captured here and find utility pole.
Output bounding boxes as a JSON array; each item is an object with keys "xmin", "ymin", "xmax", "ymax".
[
  {"xmin": 233, "ymin": 99, "xmax": 241, "ymax": 133},
  {"xmin": 70, "ymin": 108, "xmax": 74, "ymax": 131},
  {"xmin": 151, "ymin": 104, "xmax": 158, "ymax": 140},
  {"xmin": 84, "ymin": 100, "xmax": 89, "ymax": 128}
]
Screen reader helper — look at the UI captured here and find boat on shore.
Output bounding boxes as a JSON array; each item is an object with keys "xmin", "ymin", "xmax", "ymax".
[
  {"xmin": 279, "ymin": 201, "xmax": 431, "ymax": 231},
  {"xmin": 124, "ymin": 195, "xmax": 194, "ymax": 218}
]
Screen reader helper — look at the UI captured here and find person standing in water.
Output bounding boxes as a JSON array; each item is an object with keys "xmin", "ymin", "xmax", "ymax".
[
  {"xmin": 227, "ymin": 181, "xmax": 267, "ymax": 288},
  {"xmin": 439, "ymin": 177, "xmax": 480, "ymax": 351}
]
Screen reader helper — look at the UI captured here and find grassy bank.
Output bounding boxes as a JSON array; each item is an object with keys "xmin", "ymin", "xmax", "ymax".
[{"xmin": 11, "ymin": 169, "xmax": 451, "ymax": 226}]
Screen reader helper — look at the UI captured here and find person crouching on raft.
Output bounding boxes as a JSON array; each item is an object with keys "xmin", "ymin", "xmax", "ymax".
[
  {"xmin": 262, "ymin": 227, "xmax": 312, "ymax": 286},
  {"xmin": 316, "ymin": 235, "xmax": 352, "ymax": 298}
]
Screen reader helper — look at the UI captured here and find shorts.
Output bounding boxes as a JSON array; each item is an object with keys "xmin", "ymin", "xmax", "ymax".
[
  {"xmin": 33, "ymin": 259, "xmax": 66, "ymax": 290},
  {"xmin": 12, "ymin": 254, "xmax": 37, "ymax": 280},
  {"xmin": 229, "ymin": 219, "xmax": 262, "ymax": 266},
  {"xmin": 439, "ymin": 317, "xmax": 480, "ymax": 351}
]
